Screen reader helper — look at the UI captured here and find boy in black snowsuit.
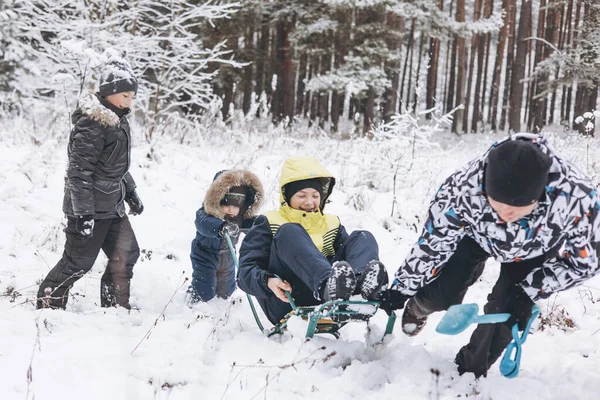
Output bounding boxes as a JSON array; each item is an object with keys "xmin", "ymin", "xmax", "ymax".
[
  {"xmin": 37, "ymin": 57, "xmax": 143, "ymax": 310},
  {"xmin": 187, "ymin": 170, "xmax": 264, "ymax": 303},
  {"xmin": 380, "ymin": 134, "xmax": 600, "ymax": 378}
]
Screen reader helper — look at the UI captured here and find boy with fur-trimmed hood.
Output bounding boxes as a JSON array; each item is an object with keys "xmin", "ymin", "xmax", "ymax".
[{"xmin": 187, "ymin": 170, "xmax": 264, "ymax": 303}]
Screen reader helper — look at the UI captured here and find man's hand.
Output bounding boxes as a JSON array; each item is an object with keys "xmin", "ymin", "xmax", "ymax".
[
  {"xmin": 125, "ymin": 190, "xmax": 144, "ymax": 215},
  {"xmin": 506, "ymin": 284, "xmax": 535, "ymax": 330},
  {"xmin": 75, "ymin": 215, "xmax": 94, "ymax": 239},
  {"xmin": 267, "ymin": 277, "xmax": 292, "ymax": 302},
  {"xmin": 377, "ymin": 289, "xmax": 409, "ymax": 316}
]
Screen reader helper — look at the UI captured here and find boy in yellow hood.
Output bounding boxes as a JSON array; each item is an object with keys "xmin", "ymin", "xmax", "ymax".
[{"xmin": 237, "ymin": 156, "xmax": 388, "ymax": 324}]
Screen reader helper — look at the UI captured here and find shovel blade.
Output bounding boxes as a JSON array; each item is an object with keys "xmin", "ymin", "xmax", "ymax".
[{"xmin": 435, "ymin": 304, "xmax": 480, "ymax": 335}]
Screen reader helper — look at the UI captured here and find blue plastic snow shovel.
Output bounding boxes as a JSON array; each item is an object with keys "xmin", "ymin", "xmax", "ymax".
[
  {"xmin": 435, "ymin": 303, "xmax": 511, "ymax": 335},
  {"xmin": 499, "ymin": 304, "xmax": 540, "ymax": 378}
]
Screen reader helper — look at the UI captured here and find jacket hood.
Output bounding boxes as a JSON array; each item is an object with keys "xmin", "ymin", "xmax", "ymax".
[
  {"xmin": 204, "ymin": 169, "xmax": 264, "ymax": 219},
  {"xmin": 71, "ymin": 94, "xmax": 124, "ymax": 127},
  {"xmin": 278, "ymin": 156, "xmax": 335, "ymax": 211}
]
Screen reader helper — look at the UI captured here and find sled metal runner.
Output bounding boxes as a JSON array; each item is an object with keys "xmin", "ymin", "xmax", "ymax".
[
  {"xmin": 269, "ymin": 291, "xmax": 397, "ymax": 339},
  {"xmin": 226, "ymin": 233, "xmax": 396, "ymax": 339}
]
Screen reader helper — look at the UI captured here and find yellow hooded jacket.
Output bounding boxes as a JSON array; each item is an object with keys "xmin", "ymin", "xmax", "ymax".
[{"xmin": 263, "ymin": 156, "xmax": 340, "ymax": 257}]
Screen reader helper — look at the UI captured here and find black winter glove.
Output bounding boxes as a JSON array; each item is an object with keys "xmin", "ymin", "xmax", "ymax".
[
  {"xmin": 126, "ymin": 190, "xmax": 144, "ymax": 215},
  {"xmin": 506, "ymin": 284, "xmax": 535, "ymax": 331},
  {"xmin": 75, "ymin": 215, "xmax": 95, "ymax": 239},
  {"xmin": 377, "ymin": 289, "xmax": 409, "ymax": 316},
  {"xmin": 218, "ymin": 222, "xmax": 240, "ymax": 239}
]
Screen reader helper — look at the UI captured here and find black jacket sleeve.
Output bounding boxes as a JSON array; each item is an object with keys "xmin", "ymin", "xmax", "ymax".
[
  {"xmin": 123, "ymin": 171, "xmax": 136, "ymax": 193},
  {"xmin": 237, "ymin": 215, "xmax": 275, "ymax": 298},
  {"xmin": 67, "ymin": 117, "xmax": 106, "ymax": 216}
]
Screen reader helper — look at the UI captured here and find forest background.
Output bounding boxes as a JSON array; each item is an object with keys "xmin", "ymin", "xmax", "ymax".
[
  {"xmin": 2, "ymin": 2, "xmax": 600, "ymax": 399},
  {"xmin": 0, "ymin": 0, "xmax": 599, "ymax": 142}
]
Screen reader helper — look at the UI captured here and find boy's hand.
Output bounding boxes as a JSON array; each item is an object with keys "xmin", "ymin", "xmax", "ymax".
[
  {"xmin": 125, "ymin": 190, "xmax": 144, "ymax": 215},
  {"xmin": 219, "ymin": 222, "xmax": 240, "ymax": 239},
  {"xmin": 267, "ymin": 277, "xmax": 292, "ymax": 302},
  {"xmin": 75, "ymin": 215, "xmax": 95, "ymax": 238},
  {"xmin": 377, "ymin": 289, "xmax": 408, "ymax": 316},
  {"xmin": 506, "ymin": 285, "xmax": 535, "ymax": 330}
]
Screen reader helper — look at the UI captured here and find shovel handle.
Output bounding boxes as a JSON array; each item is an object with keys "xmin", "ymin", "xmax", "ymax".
[{"xmin": 473, "ymin": 313, "xmax": 511, "ymax": 324}]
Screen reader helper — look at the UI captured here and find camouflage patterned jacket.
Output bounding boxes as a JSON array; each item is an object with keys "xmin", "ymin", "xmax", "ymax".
[{"xmin": 392, "ymin": 134, "xmax": 600, "ymax": 301}]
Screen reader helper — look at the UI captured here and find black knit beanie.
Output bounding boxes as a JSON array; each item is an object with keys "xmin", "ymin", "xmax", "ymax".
[
  {"xmin": 98, "ymin": 59, "xmax": 138, "ymax": 97},
  {"xmin": 284, "ymin": 178, "xmax": 324, "ymax": 205},
  {"xmin": 485, "ymin": 140, "xmax": 552, "ymax": 206}
]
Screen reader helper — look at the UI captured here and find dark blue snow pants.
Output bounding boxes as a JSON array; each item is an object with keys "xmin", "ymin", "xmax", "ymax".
[
  {"xmin": 257, "ymin": 223, "xmax": 379, "ymax": 324},
  {"xmin": 189, "ymin": 247, "xmax": 236, "ymax": 302}
]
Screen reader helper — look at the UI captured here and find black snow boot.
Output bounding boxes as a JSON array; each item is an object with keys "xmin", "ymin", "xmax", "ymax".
[
  {"xmin": 356, "ymin": 260, "xmax": 389, "ymax": 301},
  {"xmin": 402, "ymin": 297, "xmax": 430, "ymax": 336},
  {"xmin": 320, "ymin": 261, "xmax": 357, "ymax": 302}
]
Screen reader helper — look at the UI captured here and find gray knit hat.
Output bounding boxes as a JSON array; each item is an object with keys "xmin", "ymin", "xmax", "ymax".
[{"xmin": 98, "ymin": 59, "xmax": 138, "ymax": 97}]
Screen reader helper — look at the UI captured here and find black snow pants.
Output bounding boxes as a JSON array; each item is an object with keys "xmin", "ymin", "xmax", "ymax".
[
  {"xmin": 411, "ymin": 236, "xmax": 542, "ymax": 377},
  {"xmin": 37, "ymin": 216, "xmax": 140, "ymax": 310}
]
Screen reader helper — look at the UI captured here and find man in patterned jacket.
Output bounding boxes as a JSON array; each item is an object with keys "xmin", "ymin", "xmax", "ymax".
[{"xmin": 380, "ymin": 133, "xmax": 600, "ymax": 378}]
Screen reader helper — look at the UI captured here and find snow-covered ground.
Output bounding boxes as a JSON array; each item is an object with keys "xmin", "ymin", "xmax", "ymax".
[{"xmin": 2, "ymin": 126, "xmax": 600, "ymax": 400}]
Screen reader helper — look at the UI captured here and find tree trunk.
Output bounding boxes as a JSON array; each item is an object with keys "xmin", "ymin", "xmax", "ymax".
[
  {"xmin": 452, "ymin": 0, "xmax": 467, "ymax": 134},
  {"xmin": 295, "ymin": 52, "xmax": 307, "ymax": 116},
  {"xmin": 560, "ymin": 0, "xmax": 574, "ymax": 125},
  {"xmin": 318, "ymin": 37, "xmax": 332, "ymax": 129},
  {"xmin": 463, "ymin": 0, "xmax": 483, "ymax": 133},
  {"xmin": 425, "ymin": 0, "xmax": 443, "ymax": 118},
  {"xmin": 508, "ymin": 0, "xmax": 532, "ymax": 133},
  {"xmin": 364, "ymin": 87, "xmax": 375, "ymax": 135},
  {"xmin": 399, "ymin": 18, "xmax": 416, "ymax": 112},
  {"xmin": 254, "ymin": 19, "xmax": 269, "ymax": 118},
  {"xmin": 412, "ymin": 34, "xmax": 425, "ymax": 112},
  {"xmin": 221, "ymin": 67, "xmax": 234, "ymax": 122},
  {"xmin": 384, "ymin": 13, "xmax": 404, "ymax": 122},
  {"xmin": 242, "ymin": 27, "xmax": 254, "ymax": 116},
  {"xmin": 574, "ymin": 1, "xmax": 600, "ymax": 136},
  {"xmin": 266, "ymin": 27, "xmax": 277, "ymax": 113},
  {"xmin": 499, "ymin": 0, "xmax": 518, "ymax": 131},
  {"xmin": 331, "ymin": 31, "xmax": 343, "ymax": 133},
  {"xmin": 272, "ymin": 19, "xmax": 295, "ymax": 125},
  {"xmin": 406, "ymin": 26, "xmax": 417, "ymax": 111},
  {"xmin": 548, "ymin": 2, "xmax": 563, "ymax": 125},
  {"xmin": 473, "ymin": 0, "xmax": 493, "ymax": 132},
  {"xmin": 309, "ymin": 55, "xmax": 319, "ymax": 126},
  {"xmin": 528, "ymin": 0, "xmax": 548, "ymax": 132}
]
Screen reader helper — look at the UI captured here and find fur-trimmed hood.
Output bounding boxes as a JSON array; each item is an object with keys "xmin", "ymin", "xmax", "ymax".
[
  {"xmin": 204, "ymin": 170, "xmax": 264, "ymax": 219},
  {"xmin": 72, "ymin": 94, "xmax": 124, "ymax": 127}
]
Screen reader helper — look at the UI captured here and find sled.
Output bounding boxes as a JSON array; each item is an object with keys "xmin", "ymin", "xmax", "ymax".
[
  {"xmin": 225, "ymin": 233, "xmax": 396, "ymax": 340},
  {"xmin": 267, "ymin": 291, "xmax": 397, "ymax": 339}
]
